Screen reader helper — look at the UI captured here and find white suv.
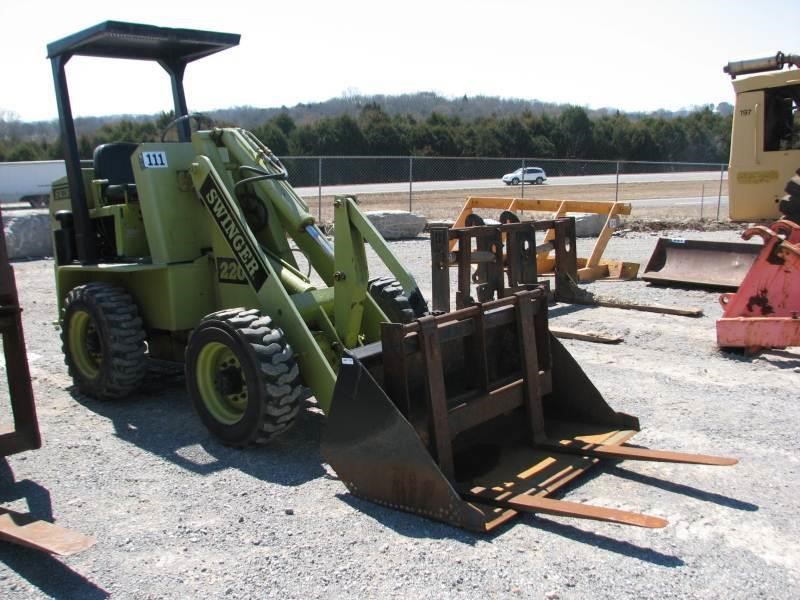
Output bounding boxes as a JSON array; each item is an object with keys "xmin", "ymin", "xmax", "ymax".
[{"xmin": 502, "ymin": 167, "xmax": 547, "ymax": 185}]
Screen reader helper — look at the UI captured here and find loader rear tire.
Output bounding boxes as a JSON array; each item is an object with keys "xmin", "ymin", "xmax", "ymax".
[
  {"xmin": 185, "ymin": 308, "xmax": 303, "ymax": 447},
  {"xmin": 61, "ymin": 282, "xmax": 147, "ymax": 399},
  {"xmin": 368, "ymin": 276, "xmax": 416, "ymax": 323}
]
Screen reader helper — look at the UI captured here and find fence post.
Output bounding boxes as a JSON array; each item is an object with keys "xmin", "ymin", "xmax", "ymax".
[
  {"xmin": 615, "ymin": 161, "xmax": 620, "ymax": 203},
  {"xmin": 716, "ymin": 164, "xmax": 725, "ymax": 221},
  {"xmin": 700, "ymin": 183, "xmax": 705, "ymax": 219},
  {"xmin": 408, "ymin": 156, "xmax": 413, "ymax": 212},
  {"xmin": 520, "ymin": 158, "xmax": 526, "ymax": 198},
  {"xmin": 318, "ymin": 156, "xmax": 323, "ymax": 222}
]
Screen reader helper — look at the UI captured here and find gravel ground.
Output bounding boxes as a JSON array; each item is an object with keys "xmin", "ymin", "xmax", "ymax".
[{"xmin": 1, "ymin": 227, "xmax": 798, "ymax": 599}]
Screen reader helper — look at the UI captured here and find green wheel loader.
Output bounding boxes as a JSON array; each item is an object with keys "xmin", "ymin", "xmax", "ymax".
[{"xmin": 47, "ymin": 21, "xmax": 735, "ymax": 533}]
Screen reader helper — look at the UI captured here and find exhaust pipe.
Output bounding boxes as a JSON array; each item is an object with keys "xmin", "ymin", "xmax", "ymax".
[{"xmin": 724, "ymin": 51, "xmax": 800, "ymax": 78}]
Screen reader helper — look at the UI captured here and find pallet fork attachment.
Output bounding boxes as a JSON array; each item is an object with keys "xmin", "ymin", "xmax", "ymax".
[
  {"xmin": 0, "ymin": 208, "xmax": 94, "ymax": 556},
  {"xmin": 431, "ymin": 219, "xmax": 704, "ymax": 321},
  {"xmin": 430, "ymin": 218, "xmax": 578, "ymax": 311},
  {"xmin": 0, "ymin": 209, "xmax": 40, "ymax": 458},
  {"xmin": 452, "ymin": 197, "xmax": 638, "ymax": 282},
  {"xmin": 322, "ymin": 288, "xmax": 736, "ymax": 532}
]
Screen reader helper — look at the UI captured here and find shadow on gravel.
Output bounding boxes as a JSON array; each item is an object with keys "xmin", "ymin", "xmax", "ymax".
[
  {"xmin": 68, "ymin": 365, "xmax": 326, "ymax": 487},
  {"xmin": 718, "ymin": 347, "xmax": 800, "ymax": 370},
  {"xmin": 0, "ymin": 461, "xmax": 108, "ymax": 598},
  {"xmin": 548, "ymin": 303, "xmax": 599, "ymax": 318},
  {"xmin": 334, "ymin": 493, "xmax": 480, "ymax": 545},
  {"xmin": 0, "ymin": 545, "xmax": 108, "ymax": 599},
  {"xmin": 609, "ymin": 466, "xmax": 759, "ymax": 512},
  {"xmin": 525, "ymin": 517, "xmax": 685, "ymax": 567},
  {"xmin": 334, "ymin": 488, "xmax": 684, "ymax": 566},
  {"xmin": 0, "ymin": 460, "xmax": 53, "ymax": 521}
]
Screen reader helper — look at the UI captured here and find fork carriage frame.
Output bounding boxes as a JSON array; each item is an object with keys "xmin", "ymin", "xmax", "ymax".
[{"xmin": 323, "ymin": 288, "xmax": 736, "ymax": 532}]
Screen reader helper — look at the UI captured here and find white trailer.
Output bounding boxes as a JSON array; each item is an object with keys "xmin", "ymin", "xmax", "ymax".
[{"xmin": 0, "ymin": 160, "xmax": 66, "ymax": 207}]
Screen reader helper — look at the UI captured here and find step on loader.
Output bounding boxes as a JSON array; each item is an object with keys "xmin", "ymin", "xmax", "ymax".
[{"xmin": 47, "ymin": 21, "xmax": 735, "ymax": 534}]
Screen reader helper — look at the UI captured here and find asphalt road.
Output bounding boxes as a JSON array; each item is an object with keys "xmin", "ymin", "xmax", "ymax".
[
  {"xmin": 1, "ymin": 171, "xmax": 728, "ymax": 216},
  {"xmin": 294, "ymin": 170, "xmax": 727, "ymax": 198}
]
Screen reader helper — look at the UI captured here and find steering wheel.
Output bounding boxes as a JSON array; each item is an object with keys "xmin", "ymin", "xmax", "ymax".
[{"xmin": 160, "ymin": 113, "xmax": 216, "ymax": 142}]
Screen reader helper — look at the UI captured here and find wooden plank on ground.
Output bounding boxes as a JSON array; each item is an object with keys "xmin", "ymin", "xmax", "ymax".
[{"xmin": 550, "ymin": 327, "xmax": 623, "ymax": 344}]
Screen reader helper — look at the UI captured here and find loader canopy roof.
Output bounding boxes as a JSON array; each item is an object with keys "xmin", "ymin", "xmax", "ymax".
[
  {"xmin": 47, "ymin": 21, "xmax": 240, "ymax": 264},
  {"xmin": 732, "ymin": 68, "xmax": 800, "ymax": 94},
  {"xmin": 46, "ymin": 21, "xmax": 240, "ymax": 63}
]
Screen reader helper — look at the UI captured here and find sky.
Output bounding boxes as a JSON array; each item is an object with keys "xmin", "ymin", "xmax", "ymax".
[{"xmin": 1, "ymin": 0, "xmax": 798, "ymax": 123}]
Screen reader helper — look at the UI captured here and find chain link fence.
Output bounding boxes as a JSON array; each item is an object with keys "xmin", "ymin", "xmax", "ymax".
[
  {"xmin": 282, "ymin": 156, "xmax": 728, "ymax": 223},
  {"xmin": 0, "ymin": 156, "xmax": 729, "ymax": 224}
]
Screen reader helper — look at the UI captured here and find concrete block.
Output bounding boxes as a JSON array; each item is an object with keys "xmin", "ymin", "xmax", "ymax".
[
  {"xmin": 573, "ymin": 212, "xmax": 612, "ymax": 237},
  {"xmin": 3, "ymin": 212, "xmax": 53, "ymax": 259},
  {"xmin": 362, "ymin": 210, "xmax": 427, "ymax": 240}
]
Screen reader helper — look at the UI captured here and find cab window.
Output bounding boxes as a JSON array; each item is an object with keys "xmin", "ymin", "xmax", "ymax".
[{"xmin": 764, "ymin": 85, "xmax": 800, "ymax": 151}]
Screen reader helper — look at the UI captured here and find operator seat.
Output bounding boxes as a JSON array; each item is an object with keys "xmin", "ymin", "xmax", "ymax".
[{"xmin": 93, "ymin": 142, "xmax": 139, "ymax": 203}]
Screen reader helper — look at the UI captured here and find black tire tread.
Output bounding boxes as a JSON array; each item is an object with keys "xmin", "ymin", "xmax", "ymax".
[
  {"xmin": 189, "ymin": 308, "xmax": 304, "ymax": 446},
  {"xmin": 368, "ymin": 276, "xmax": 415, "ymax": 324},
  {"xmin": 61, "ymin": 282, "xmax": 147, "ymax": 399}
]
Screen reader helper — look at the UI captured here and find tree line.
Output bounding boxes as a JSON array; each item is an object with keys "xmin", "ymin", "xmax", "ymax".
[{"xmin": 0, "ymin": 103, "xmax": 731, "ymax": 164}]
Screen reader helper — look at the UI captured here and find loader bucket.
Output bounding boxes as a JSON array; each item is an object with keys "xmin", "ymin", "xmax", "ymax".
[
  {"xmin": 642, "ymin": 238, "xmax": 760, "ymax": 290},
  {"xmin": 322, "ymin": 288, "xmax": 736, "ymax": 533}
]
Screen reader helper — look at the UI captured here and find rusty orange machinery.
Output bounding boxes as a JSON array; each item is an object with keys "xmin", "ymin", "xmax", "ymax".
[
  {"xmin": 0, "ymin": 208, "xmax": 94, "ymax": 556},
  {"xmin": 717, "ymin": 220, "xmax": 800, "ymax": 353},
  {"xmin": 451, "ymin": 196, "xmax": 639, "ymax": 282}
]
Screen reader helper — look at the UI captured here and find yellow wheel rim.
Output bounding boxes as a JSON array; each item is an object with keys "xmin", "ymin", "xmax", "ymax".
[
  {"xmin": 195, "ymin": 342, "xmax": 248, "ymax": 425},
  {"xmin": 68, "ymin": 310, "xmax": 102, "ymax": 379}
]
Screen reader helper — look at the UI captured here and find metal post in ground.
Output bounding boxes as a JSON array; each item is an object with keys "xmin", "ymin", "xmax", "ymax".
[
  {"xmin": 716, "ymin": 164, "xmax": 725, "ymax": 221},
  {"xmin": 318, "ymin": 157, "xmax": 323, "ymax": 222},
  {"xmin": 700, "ymin": 183, "xmax": 705, "ymax": 219},
  {"xmin": 615, "ymin": 161, "xmax": 620, "ymax": 203},
  {"xmin": 521, "ymin": 158, "xmax": 526, "ymax": 198},
  {"xmin": 408, "ymin": 156, "xmax": 413, "ymax": 212}
]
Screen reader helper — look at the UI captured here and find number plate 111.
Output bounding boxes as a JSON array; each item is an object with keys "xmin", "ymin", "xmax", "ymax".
[{"xmin": 141, "ymin": 151, "xmax": 169, "ymax": 169}]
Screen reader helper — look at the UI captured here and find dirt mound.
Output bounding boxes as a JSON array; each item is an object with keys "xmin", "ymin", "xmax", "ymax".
[{"xmin": 621, "ymin": 217, "xmax": 745, "ymax": 233}]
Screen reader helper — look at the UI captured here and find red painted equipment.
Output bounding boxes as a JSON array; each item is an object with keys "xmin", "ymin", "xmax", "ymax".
[{"xmin": 717, "ymin": 220, "xmax": 800, "ymax": 353}]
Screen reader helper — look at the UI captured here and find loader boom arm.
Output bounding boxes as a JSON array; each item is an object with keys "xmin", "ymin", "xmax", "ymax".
[
  {"xmin": 189, "ymin": 154, "xmax": 339, "ymax": 409},
  {"xmin": 187, "ymin": 128, "xmax": 428, "ymax": 412}
]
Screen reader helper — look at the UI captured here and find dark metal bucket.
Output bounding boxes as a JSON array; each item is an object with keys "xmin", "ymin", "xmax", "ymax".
[
  {"xmin": 643, "ymin": 238, "xmax": 760, "ymax": 290},
  {"xmin": 321, "ymin": 290, "xmax": 734, "ymax": 532}
]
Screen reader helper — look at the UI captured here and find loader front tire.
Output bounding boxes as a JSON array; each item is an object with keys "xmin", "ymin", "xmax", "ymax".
[
  {"xmin": 185, "ymin": 309, "xmax": 303, "ymax": 447},
  {"xmin": 368, "ymin": 276, "xmax": 416, "ymax": 323},
  {"xmin": 61, "ymin": 283, "xmax": 147, "ymax": 399}
]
